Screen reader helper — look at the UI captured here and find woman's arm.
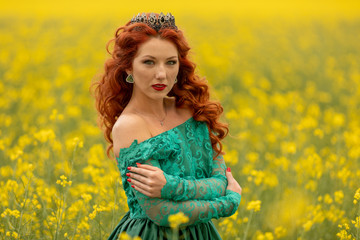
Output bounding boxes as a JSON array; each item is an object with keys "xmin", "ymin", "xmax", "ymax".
[
  {"xmin": 127, "ymin": 158, "xmax": 242, "ymax": 227},
  {"xmin": 128, "ymin": 152, "xmax": 227, "ymax": 201},
  {"xmin": 160, "ymin": 152, "xmax": 227, "ymax": 201},
  {"xmin": 132, "ymin": 181, "xmax": 241, "ymax": 227}
]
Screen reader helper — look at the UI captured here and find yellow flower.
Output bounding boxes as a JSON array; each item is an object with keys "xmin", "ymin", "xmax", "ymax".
[
  {"xmin": 324, "ymin": 194, "xmax": 333, "ymax": 205},
  {"xmin": 303, "ymin": 220, "xmax": 313, "ymax": 231},
  {"xmin": 9, "ymin": 148, "xmax": 23, "ymax": 161},
  {"xmin": 33, "ymin": 129, "xmax": 55, "ymax": 143},
  {"xmin": 226, "ymin": 109, "xmax": 240, "ymax": 120},
  {"xmin": 89, "ymin": 204, "xmax": 109, "ymax": 220},
  {"xmin": 1, "ymin": 208, "xmax": 20, "ymax": 218},
  {"xmin": 81, "ymin": 193, "xmax": 92, "ymax": 202},
  {"xmin": 281, "ymin": 141, "xmax": 297, "ymax": 154},
  {"xmin": 352, "ymin": 217, "xmax": 360, "ymax": 228},
  {"xmin": 247, "ymin": 200, "xmax": 261, "ymax": 212},
  {"xmin": 336, "ymin": 229, "xmax": 352, "ymax": 239},
  {"xmin": 168, "ymin": 212, "xmax": 189, "ymax": 229},
  {"xmin": 78, "ymin": 217, "xmax": 90, "ymax": 230},
  {"xmin": 56, "ymin": 175, "xmax": 72, "ymax": 187},
  {"xmin": 223, "ymin": 148, "xmax": 238, "ymax": 166},
  {"xmin": 118, "ymin": 232, "xmax": 142, "ymax": 240},
  {"xmin": 333, "ymin": 113, "xmax": 345, "ymax": 127},
  {"xmin": 65, "ymin": 136, "xmax": 84, "ymax": 150},
  {"xmin": 49, "ymin": 109, "xmax": 64, "ymax": 121},
  {"xmin": 257, "ymin": 232, "xmax": 274, "ymax": 240},
  {"xmin": 274, "ymin": 226, "xmax": 287, "ymax": 238},
  {"xmin": 246, "ymin": 152, "xmax": 259, "ymax": 163},
  {"xmin": 354, "ymin": 188, "xmax": 360, "ymax": 204},
  {"xmin": 334, "ymin": 190, "xmax": 344, "ymax": 204},
  {"xmin": 313, "ymin": 128, "xmax": 324, "ymax": 138},
  {"xmin": 12, "ymin": 231, "xmax": 18, "ymax": 239}
]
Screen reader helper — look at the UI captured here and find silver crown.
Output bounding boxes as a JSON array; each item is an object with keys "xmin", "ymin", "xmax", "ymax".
[{"xmin": 130, "ymin": 13, "xmax": 177, "ymax": 31}]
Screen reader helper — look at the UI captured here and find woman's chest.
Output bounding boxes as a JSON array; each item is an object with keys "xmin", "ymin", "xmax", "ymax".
[{"xmin": 158, "ymin": 127, "xmax": 214, "ymax": 179}]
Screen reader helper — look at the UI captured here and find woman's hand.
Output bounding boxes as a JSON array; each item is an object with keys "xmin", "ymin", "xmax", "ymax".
[
  {"xmin": 127, "ymin": 163, "xmax": 166, "ymax": 198},
  {"xmin": 225, "ymin": 167, "xmax": 242, "ymax": 195}
]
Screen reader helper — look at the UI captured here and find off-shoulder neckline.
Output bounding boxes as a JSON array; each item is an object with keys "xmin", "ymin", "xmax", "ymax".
[{"xmin": 118, "ymin": 116, "xmax": 194, "ymax": 152}]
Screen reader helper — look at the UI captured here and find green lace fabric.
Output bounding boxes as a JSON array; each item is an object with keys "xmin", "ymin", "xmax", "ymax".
[{"xmin": 116, "ymin": 117, "xmax": 241, "ymax": 227}]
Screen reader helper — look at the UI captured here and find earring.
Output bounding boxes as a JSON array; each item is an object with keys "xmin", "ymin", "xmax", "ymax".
[
  {"xmin": 126, "ymin": 74, "xmax": 134, "ymax": 83},
  {"xmin": 174, "ymin": 78, "xmax": 178, "ymax": 83}
]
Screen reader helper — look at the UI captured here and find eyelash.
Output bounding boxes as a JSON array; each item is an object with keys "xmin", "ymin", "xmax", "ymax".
[
  {"xmin": 168, "ymin": 60, "xmax": 177, "ymax": 65},
  {"xmin": 143, "ymin": 60, "xmax": 177, "ymax": 65},
  {"xmin": 143, "ymin": 60, "xmax": 154, "ymax": 65}
]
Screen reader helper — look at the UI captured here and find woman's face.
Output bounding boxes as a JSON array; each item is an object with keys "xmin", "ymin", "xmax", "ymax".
[{"xmin": 128, "ymin": 37, "xmax": 179, "ymax": 101}]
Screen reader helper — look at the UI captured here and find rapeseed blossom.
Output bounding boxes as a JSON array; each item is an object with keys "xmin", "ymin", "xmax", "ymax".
[
  {"xmin": 56, "ymin": 175, "xmax": 72, "ymax": 187},
  {"xmin": 354, "ymin": 188, "xmax": 360, "ymax": 204},
  {"xmin": 247, "ymin": 200, "xmax": 261, "ymax": 212},
  {"xmin": 168, "ymin": 212, "xmax": 190, "ymax": 229},
  {"xmin": 117, "ymin": 232, "xmax": 142, "ymax": 240},
  {"xmin": 1, "ymin": 208, "xmax": 20, "ymax": 218},
  {"xmin": 352, "ymin": 217, "xmax": 360, "ymax": 228}
]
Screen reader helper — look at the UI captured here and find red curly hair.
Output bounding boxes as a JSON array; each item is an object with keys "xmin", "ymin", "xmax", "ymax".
[{"xmin": 92, "ymin": 15, "xmax": 228, "ymax": 159}]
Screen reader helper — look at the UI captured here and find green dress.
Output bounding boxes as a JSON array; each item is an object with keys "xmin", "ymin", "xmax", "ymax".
[{"xmin": 108, "ymin": 117, "xmax": 241, "ymax": 240}]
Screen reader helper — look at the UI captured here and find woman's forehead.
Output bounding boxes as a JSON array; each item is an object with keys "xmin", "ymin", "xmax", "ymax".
[{"xmin": 136, "ymin": 38, "xmax": 178, "ymax": 58}]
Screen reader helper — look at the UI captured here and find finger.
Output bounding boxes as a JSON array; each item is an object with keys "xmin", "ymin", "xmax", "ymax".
[
  {"xmin": 136, "ymin": 163, "xmax": 159, "ymax": 171},
  {"xmin": 129, "ymin": 167, "xmax": 153, "ymax": 176},
  {"xmin": 128, "ymin": 172, "xmax": 148, "ymax": 183},
  {"xmin": 225, "ymin": 169, "xmax": 232, "ymax": 176},
  {"xmin": 225, "ymin": 170, "xmax": 234, "ymax": 181},
  {"xmin": 130, "ymin": 183, "xmax": 153, "ymax": 197},
  {"xmin": 129, "ymin": 178, "xmax": 151, "ymax": 192}
]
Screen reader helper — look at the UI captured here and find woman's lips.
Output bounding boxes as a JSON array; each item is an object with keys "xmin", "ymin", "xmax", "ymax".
[{"xmin": 152, "ymin": 84, "xmax": 167, "ymax": 91}]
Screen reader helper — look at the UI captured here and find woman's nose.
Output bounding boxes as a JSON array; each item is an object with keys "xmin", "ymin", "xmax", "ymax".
[{"xmin": 155, "ymin": 65, "xmax": 166, "ymax": 79}]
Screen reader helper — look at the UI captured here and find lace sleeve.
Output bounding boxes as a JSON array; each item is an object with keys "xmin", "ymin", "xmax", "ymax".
[
  {"xmin": 134, "ymin": 186, "xmax": 241, "ymax": 227},
  {"xmin": 130, "ymin": 158, "xmax": 240, "ymax": 227},
  {"xmin": 160, "ymin": 152, "xmax": 227, "ymax": 201}
]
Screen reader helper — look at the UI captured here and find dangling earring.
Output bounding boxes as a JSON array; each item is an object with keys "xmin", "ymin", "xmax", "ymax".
[
  {"xmin": 126, "ymin": 74, "xmax": 134, "ymax": 83},
  {"xmin": 174, "ymin": 77, "xmax": 178, "ymax": 83}
]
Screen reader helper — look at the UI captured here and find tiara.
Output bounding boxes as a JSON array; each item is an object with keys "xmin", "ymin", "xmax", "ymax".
[{"xmin": 130, "ymin": 13, "xmax": 178, "ymax": 31}]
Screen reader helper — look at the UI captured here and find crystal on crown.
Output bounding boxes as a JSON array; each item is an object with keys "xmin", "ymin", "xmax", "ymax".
[{"xmin": 130, "ymin": 12, "xmax": 177, "ymax": 31}]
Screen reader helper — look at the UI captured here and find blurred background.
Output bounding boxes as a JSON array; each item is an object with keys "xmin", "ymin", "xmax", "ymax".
[{"xmin": 1, "ymin": 0, "xmax": 360, "ymax": 239}]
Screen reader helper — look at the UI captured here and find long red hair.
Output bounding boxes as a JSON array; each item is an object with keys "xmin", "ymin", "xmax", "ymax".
[{"xmin": 92, "ymin": 15, "xmax": 228, "ymax": 158}]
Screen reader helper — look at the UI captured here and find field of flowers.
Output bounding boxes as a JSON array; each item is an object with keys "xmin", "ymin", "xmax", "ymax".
[{"xmin": 1, "ymin": 8, "xmax": 360, "ymax": 240}]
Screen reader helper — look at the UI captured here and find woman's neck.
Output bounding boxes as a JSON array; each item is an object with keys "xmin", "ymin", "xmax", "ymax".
[{"xmin": 127, "ymin": 96, "xmax": 167, "ymax": 119}]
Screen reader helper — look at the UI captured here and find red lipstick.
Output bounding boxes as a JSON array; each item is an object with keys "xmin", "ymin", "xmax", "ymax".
[{"xmin": 152, "ymin": 84, "xmax": 166, "ymax": 91}]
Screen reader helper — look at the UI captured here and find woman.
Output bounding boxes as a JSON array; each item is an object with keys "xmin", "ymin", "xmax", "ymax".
[{"xmin": 93, "ymin": 12, "xmax": 242, "ymax": 240}]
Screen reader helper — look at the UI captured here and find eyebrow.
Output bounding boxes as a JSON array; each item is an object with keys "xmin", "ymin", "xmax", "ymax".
[{"xmin": 142, "ymin": 55, "xmax": 178, "ymax": 60}]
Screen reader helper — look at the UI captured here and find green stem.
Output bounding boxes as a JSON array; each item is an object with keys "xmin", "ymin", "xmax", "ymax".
[
  {"xmin": 55, "ymin": 143, "xmax": 77, "ymax": 239},
  {"xmin": 172, "ymin": 227, "xmax": 179, "ymax": 240},
  {"xmin": 357, "ymin": 203, "xmax": 359, "ymax": 240},
  {"xmin": 99, "ymin": 212, "xmax": 102, "ymax": 239},
  {"xmin": 17, "ymin": 173, "xmax": 32, "ymax": 239},
  {"xmin": 243, "ymin": 210, "xmax": 254, "ymax": 240}
]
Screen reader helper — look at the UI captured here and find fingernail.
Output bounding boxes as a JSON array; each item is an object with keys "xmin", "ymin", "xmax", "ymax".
[
  {"xmin": 127, "ymin": 167, "xmax": 131, "ymax": 170},
  {"xmin": 227, "ymin": 167, "xmax": 231, "ymax": 172},
  {"xmin": 131, "ymin": 185, "xmax": 135, "ymax": 188},
  {"xmin": 126, "ymin": 173, "xmax": 130, "ymax": 177},
  {"xmin": 136, "ymin": 163, "xmax": 141, "ymax": 166},
  {"xmin": 127, "ymin": 179, "xmax": 131, "ymax": 182}
]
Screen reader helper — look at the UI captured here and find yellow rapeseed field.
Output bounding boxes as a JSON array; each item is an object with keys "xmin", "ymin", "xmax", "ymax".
[{"xmin": 1, "ymin": 0, "xmax": 360, "ymax": 239}]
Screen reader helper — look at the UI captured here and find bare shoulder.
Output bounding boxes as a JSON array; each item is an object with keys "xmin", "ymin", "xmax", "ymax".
[
  {"xmin": 112, "ymin": 114, "xmax": 151, "ymax": 157},
  {"xmin": 177, "ymin": 105, "xmax": 193, "ymax": 119}
]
